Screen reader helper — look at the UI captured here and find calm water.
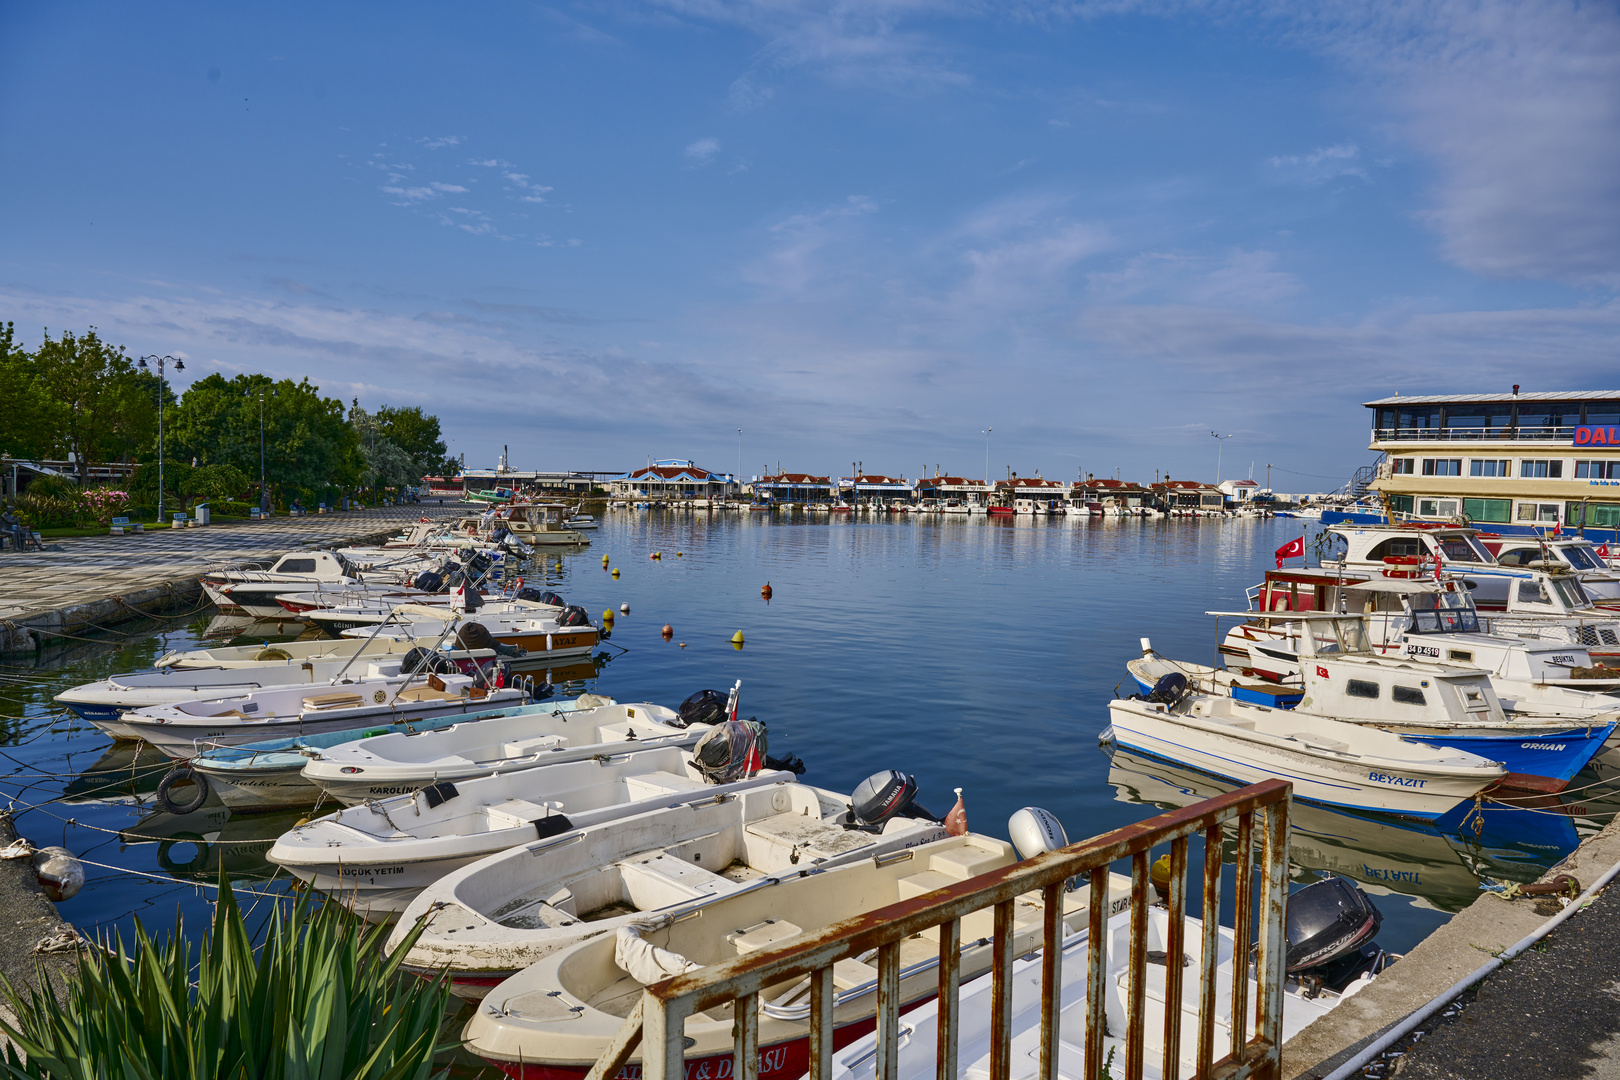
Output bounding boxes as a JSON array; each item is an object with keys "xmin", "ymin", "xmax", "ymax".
[{"xmin": 2, "ymin": 510, "xmax": 1609, "ymax": 971}]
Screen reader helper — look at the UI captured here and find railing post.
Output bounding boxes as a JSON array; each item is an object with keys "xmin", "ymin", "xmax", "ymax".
[
  {"xmin": 877, "ymin": 942, "xmax": 902, "ymax": 1080},
  {"xmin": 937, "ymin": 918, "xmax": 962, "ymax": 1080},
  {"xmin": 643, "ymin": 994, "xmax": 690, "ymax": 1080},
  {"xmin": 1195, "ymin": 823, "xmax": 1223, "ymax": 1076},
  {"xmin": 737, "ymin": 992, "xmax": 760, "ymax": 1080},
  {"xmin": 1125, "ymin": 851, "xmax": 1148, "ymax": 1080},
  {"xmin": 989, "ymin": 900, "xmax": 1015, "ymax": 1080},
  {"xmin": 1161, "ymin": 836, "xmax": 1188, "ymax": 1080},
  {"xmin": 1038, "ymin": 883, "xmax": 1063, "ymax": 1080},
  {"xmin": 1254, "ymin": 798, "xmax": 1292, "ymax": 1078},
  {"xmin": 809, "ymin": 968, "xmax": 834, "ymax": 1080},
  {"xmin": 1230, "ymin": 812, "xmax": 1254, "ymax": 1064},
  {"xmin": 1084, "ymin": 868, "xmax": 1109, "ymax": 1080}
]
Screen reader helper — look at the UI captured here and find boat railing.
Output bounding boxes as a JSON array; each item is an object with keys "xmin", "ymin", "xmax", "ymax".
[{"xmin": 581, "ymin": 779, "xmax": 1293, "ymax": 1080}]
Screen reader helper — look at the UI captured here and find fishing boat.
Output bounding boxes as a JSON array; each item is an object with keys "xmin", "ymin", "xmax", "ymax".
[
  {"xmin": 1485, "ymin": 536, "xmax": 1620, "ymax": 604},
  {"xmin": 1318, "ymin": 523, "xmax": 1575, "ymax": 610},
  {"xmin": 336, "ymin": 603, "xmax": 600, "ymax": 660},
  {"xmin": 1104, "ymin": 673, "xmax": 1505, "ymax": 819},
  {"xmin": 461, "ymin": 830, "xmax": 1135, "ymax": 1080},
  {"xmin": 187, "ymin": 694, "xmax": 611, "ymax": 812},
  {"xmin": 267, "ymin": 746, "xmax": 789, "ymax": 920},
  {"xmin": 300, "ymin": 700, "xmax": 710, "ymax": 804},
  {"xmin": 386, "ymin": 771, "xmax": 961, "ymax": 998},
  {"xmin": 822, "ymin": 876, "xmax": 1389, "ymax": 1080},
  {"xmin": 200, "ymin": 551, "xmax": 371, "ymax": 616},
  {"xmin": 99, "ymin": 666, "xmax": 530, "ymax": 757}
]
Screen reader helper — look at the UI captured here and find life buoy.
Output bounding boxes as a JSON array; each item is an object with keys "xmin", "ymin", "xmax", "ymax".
[
  {"xmin": 1383, "ymin": 556, "xmax": 1423, "ymax": 565},
  {"xmin": 155, "ymin": 766, "xmax": 211, "ymax": 815},
  {"xmin": 1382, "ymin": 568, "xmax": 1416, "ymax": 578}
]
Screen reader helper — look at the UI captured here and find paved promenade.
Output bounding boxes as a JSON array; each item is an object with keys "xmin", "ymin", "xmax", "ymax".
[{"xmin": 0, "ymin": 505, "xmax": 463, "ymax": 654}]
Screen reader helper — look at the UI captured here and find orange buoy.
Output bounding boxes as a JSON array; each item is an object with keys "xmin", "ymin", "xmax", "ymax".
[
  {"xmin": 761, "ymin": 582, "xmax": 772, "ymax": 599},
  {"xmin": 678, "ymin": 641, "xmax": 686, "ymax": 648},
  {"xmin": 651, "ymin": 551, "xmax": 662, "ymax": 560},
  {"xmin": 661, "ymin": 624, "xmax": 673, "ymax": 639}
]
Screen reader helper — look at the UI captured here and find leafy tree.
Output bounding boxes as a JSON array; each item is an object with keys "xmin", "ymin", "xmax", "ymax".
[
  {"xmin": 30, "ymin": 328, "xmax": 151, "ymax": 483},
  {"xmin": 183, "ymin": 463, "xmax": 252, "ymax": 502},
  {"xmin": 374, "ymin": 405, "xmax": 447, "ymax": 480},
  {"xmin": 0, "ymin": 324, "xmax": 66, "ymax": 461},
  {"xmin": 349, "ymin": 404, "xmax": 418, "ymax": 494}
]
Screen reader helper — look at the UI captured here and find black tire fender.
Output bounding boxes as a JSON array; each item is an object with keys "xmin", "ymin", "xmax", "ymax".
[{"xmin": 155, "ymin": 766, "xmax": 210, "ymax": 815}]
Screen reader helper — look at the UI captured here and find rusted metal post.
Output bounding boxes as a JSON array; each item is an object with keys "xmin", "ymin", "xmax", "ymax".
[
  {"xmin": 1162, "ymin": 836, "xmax": 1189, "ymax": 1080},
  {"xmin": 1085, "ymin": 867, "xmax": 1110, "ymax": 1080},
  {"xmin": 1230, "ymin": 812, "xmax": 1255, "ymax": 1063},
  {"xmin": 1038, "ymin": 882, "xmax": 1063, "ymax": 1080},
  {"xmin": 584, "ymin": 996, "xmax": 645, "ymax": 1080},
  {"xmin": 1126, "ymin": 851, "xmax": 1149, "ymax": 1080},
  {"xmin": 990, "ymin": 900, "xmax": 1015, "ymax": 1080},
  {"xmin": 1195, "ymin": 823, "xmax": 1223, "ymax": 1076},
  {"xmin": 1254, "ymin": 801, "xmax": 1292, "ymax": 1078},
  {"xmin": 877, "ymin": 941, "xmax": 902, "ymax": 1080},
  {"xmin": 642, "ymin": 995, "xmax": 689, "ymax": 1080},
  {"xmin": 737, "ymin": 991, "xmax": 760, "ymax": 1080},
  {"xmin": 809, "ymin": 968, "xmax": 834, "ymax": 1080},
  {"xmin": 937, "ymin": 918, "xmax": 962, "ymax": 1080}
]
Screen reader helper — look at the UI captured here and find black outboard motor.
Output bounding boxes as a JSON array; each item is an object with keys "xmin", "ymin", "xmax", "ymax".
[
  {"xmin": 399, "ymin": 646, "xmax": 458, "ymax": 676},
  {"xmin": 1146, "ymin": 672, "xmax": 1189, "ymax": 706},
  {"xmin": 556, "ymin": 605, "xmax": 591, "ymax": 628},
  {"xmin": 845, "ymin": 771, "xmax": 938, "ymax": 832},
  {"xmin": 516, "ymin": 587, "xmax": 566, "ymax": 606},
  {"xmin": 1286, "ymin": 878, "xmax": 1387, "ymax": 995},
  {"xmin": 412, "ymin": 569, "xmax": 446, "ymax": 593},
  {"xmin": 677, "ymin": 689, "xmax": 730, "ymax": 728},
  {"xmin": 457, "ymin": 623, "xmax": 498, "ymax": 653},
  {"xmin": 692, "ymin": 718, "xmax": 769, "ymax": 783}
]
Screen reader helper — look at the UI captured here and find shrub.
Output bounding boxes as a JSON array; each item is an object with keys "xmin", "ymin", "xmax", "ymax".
[
  {"xmin": 210, "ymin": 499, "xmax": 253, "ymax": 517},
  {"xmin": 80, "ymin": 488, "xmax": 130, "ymax": 525},
  {"xmin": 0, "ymin": 877, "xmax": 454, "ymax": 1080}
]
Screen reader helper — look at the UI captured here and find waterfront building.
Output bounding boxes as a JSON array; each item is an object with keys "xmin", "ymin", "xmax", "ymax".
[
  {"xmin": 837, "ymin": 474, "xmax": 914, "ymax": 504},
  {"xmin": 914, "ymin": 474, "xmax": 992, "ymax": 505},
  {"xmin": 1151, "ymin": 479, "xmax": 1225, "ymax": 512},
  {"xmin": 608, "ymin": 460, "xmax": 738, "ymax": 501},
  {"xmin": 1362, "ymin": 391, "xmax": 1620, "ymax": 541},
  {"xmin": 1074, "ymin": 477, "xmax": 1152, "ymax": 510},
  {"xmin": 1217, "ymin": 479, "xmax": 1264, "ymax": 505},
  {"xmin": 751, "ymin": 473, "xmax": 835, "ymax": 503},
  {"xmin": 995, "ymin": 475, "xmax": 1069, "ymax": 499}
]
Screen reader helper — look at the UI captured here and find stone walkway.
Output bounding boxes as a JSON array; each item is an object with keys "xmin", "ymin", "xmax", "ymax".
[{"xmin": 0, "ymin": 505, "xmax": 463, "ymax": 653}]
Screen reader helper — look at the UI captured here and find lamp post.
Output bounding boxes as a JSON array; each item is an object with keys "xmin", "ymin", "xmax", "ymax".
[
  {"xmin": 737, "ymin": 428, "xmax": 742, "ymax": 500},
  {"xmin": 982, "ymin": 427, "xmax": 992, "ymax": 505},
  {"xmin": 1210, "ymin": 430, "xmax": 1234, "ymax": 485},
  {"xmin": 138, "ymin": 354, "xmax": 184, "ymax": 524}
]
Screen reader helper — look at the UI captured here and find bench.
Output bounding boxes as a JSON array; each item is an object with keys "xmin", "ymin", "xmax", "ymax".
[
  {"xmin": 110, "ymin": 516, "xmax": 129, "ymax": 535},
  {"xmin": 395, "ymin": 686, "xmax": 461, "ymax": 703},
  {"xmin": 302, "ymin": 691, "xmax": 365, "ymax": 710},
  {"xmin": 172, "ymin": 512, "xmax": 189, "ymax": 529},
  {"xmin": 622, "ymin": 771, "xmax": 708, "ymax": 801}
]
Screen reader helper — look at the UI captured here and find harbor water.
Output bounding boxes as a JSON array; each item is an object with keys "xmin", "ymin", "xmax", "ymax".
[{"xmin": 1, "ymin": 511, "xmax": 1607, "ymax": 973}]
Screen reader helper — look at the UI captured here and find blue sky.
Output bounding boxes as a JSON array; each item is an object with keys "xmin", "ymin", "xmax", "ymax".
[{"xmin": 3, "ymin": 1, "xmax": 1618, "ymax": 489}]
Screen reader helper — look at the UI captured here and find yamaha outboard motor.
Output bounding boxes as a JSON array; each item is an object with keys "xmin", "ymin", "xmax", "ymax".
[
  {"xmin": 846, "ymin": 771, "xmax": 938, "ymax": 832},
  {"xmin": 677, "ymin": 689, "xmax": 729, "ymax": 728},
  {"xmin": 556, "ymin": 605, "xmax": 591, "ymax": 628},
  {"xmin": 1286, "ymin": 877, "xmax": 1387, "ymax": 995},
  {"xmin": 1146, "ymin": 672, "xmax": 1189, "ymax": 706}
]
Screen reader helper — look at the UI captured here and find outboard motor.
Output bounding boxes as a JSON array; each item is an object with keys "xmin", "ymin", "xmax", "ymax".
[
  {"xmin": 1009, "ymin": 807, "xmax": 1068, "ymax": 860},
  {"xmin": 412, "ymin": 569, "xmax": 446, "ymax": 593},
  {"xmin": 556, "ymin": 605, "xmax": 591, "ymax": 628},
  {"xmin": 457, "ymin": 622, "xmax": 498, "ymax": 653},
  {"xmin": 516, "ymin": 586, "xmax": 566, "ymax": 606},
  {"xmin": 1286, "ymin": 877, "xmax": 1387, "ymax": 995},
  {"xmin": 399, "ymin": 646, "xmax": 457, "ymax": 676},
  {"xmin": 846, "ymin": 771, "xmax": 937, "ymax": 832},
  {"xmin": 1145, "ymin": 672, "xmax": 1189, "ymax": 707},
  {"xmin": 677, "ymin": 689, "xmax": 730, "ymax": 728},
  {"xmin": 458, "ymin": 586, "xmax": 483, "ymax": 613},
  {"xmin": 692, "ymin": 718, "xmax": 768, "ymax": 783}
]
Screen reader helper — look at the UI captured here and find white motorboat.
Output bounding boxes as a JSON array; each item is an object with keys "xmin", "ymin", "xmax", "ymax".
[
  {"xmin": 1104, "ymin": 677, "xmax": 1504, "ymax": 819},
  {"xmin": 56, "ymin": 634, "xmax": 518, "ymax": 725},
  {"xmin": 267, "ymin": 746, "xmax": 787, "ymax": 919},
  {"xmin": 387, "ymin": 772, "xmax": 960, "ymax": 997},
  {"xmin": 100, "ymin": 666, "xmax": 529, "ymax": 757},
  {"xmin": 299, "ymin": 593, "xmax": 564, "ymax": 636},
  {"xmin": 299, "ymin": 700, "xmax": 707, "ymax": 804},
  {"xmin": 822, "ymin": 882, "xmax": 1383, "ymax": 1080},
  {"xmin": 153, "ymin": 634, "xmax": 443, "ymax": 671},
  {"xmin": 200, "ymin": 550, "xmax": 370, "ymax": 616},
  {"xmin": 1320, "ymin": 523, "xmax": 1557, "ymax": 610},
  {"xmin": 336, "ymin": 602, "xmax": 600, "ymax": 661},
  {"xmin": 461, "ymin": 830, "xmax": 1134, "ymax": 1080},
  {"xmin": 1487, "ymin": 536, "xmax": 1620, "ymax": 605}
]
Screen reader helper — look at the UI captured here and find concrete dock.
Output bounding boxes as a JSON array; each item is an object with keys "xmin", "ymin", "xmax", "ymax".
[{"xmin": 0, "ymin": 505, "xmax": 461, "ymax": 655}]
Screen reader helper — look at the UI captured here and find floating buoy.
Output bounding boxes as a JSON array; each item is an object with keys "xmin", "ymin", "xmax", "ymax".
[
  {"xmin": 650, "ymin": 551, "xmax": 661, "ymax": 560},
  {"xmin": 611, "ymin": 568, "xmax": 620, "ymax": 579},
  {"xmin": 761, "ymin": 582, "xmax": 772, "ymax": 599},
  {"xmin": 33, "ymin": 846, "xmax": 84, "ymax": 902},
  {"xmin": 555, "ymin": 559, "xmax": 563, "ymax": 571},
  {"xmin": 602, "ymin": 555, "xmax": 610, "ymax": 566},
  {"xmin": 679, "ymin": 641, "xmax": 686, "ymax": 648},
  {"xmin": 662, "ymin": 624, "xmax": 673, "ymax": 639},
  {"xmin": 602, "ymin": 609, "xmax": 615, "ymax": 623},
  {"xmin": 676, "ymin": 551, "xmax": 683, "ymax": 557},
  {"xmin": 730, "ymin": 630, "xmax": 745, "ymax": 645},
  {"xmin": 620, "ymin": 603, "xmax": 629, "ymax": 614}
]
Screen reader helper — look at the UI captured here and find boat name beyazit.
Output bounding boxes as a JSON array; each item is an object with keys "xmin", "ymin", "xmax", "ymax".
[{"xmin": 1332, "ymin": 389, "xmax": 1620, "ymax": 543}]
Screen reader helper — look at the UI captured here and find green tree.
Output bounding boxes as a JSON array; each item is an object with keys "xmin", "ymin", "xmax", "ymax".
[
  {"xmin": 0, "ymin": 324, "xmax": 66, "ymax": 461},
  {"xmin": 374, "ymin": 404, "xmax": 447, "ymax": 480},
  {"xmin": 30, "ymin": 328, "xmax": 151, "ymax": 483}
]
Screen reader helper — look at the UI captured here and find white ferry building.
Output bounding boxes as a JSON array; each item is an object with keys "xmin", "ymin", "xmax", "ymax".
[{"xmin": 1360, "ymin": 390, "xmax": 1620, "ymax": 542}]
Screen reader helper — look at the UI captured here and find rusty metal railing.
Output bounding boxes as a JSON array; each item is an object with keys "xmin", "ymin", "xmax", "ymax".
[{"xmin": 581, "ymin": 778, "xmax": 1292, "ymax": 1080}]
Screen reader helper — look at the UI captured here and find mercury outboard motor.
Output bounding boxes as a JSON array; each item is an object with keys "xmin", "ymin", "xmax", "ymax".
[
  {"xmin": 677, "ymin": 689, "xmax": 730, "ymax": 728},
  {"xmin": 556, "ymin": 605, "xmax": 591, "ymax": 628},
  {"xmin": 1145, "ymin": 672, "xmax": 1189, "ymax": 706},
  {"xmin": 846, "ymin": 771, "xmax": 938, "ymax": 832},
  {"xmin": 1286, "ymin": 877, "xmax": 1387, "ymax": 995}
]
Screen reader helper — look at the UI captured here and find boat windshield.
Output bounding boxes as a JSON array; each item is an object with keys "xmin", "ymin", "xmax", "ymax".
[
  {"xmin": 1436, "ymin": 536, "xmax": 1492, "ymax": 563},
  {"xmin": 1406, "ymin": 589, "xmax": 1480, "ymax": 634},
  {"xmin": 1562, "ymin": 544, "xmax": 1602, "ymax": 571},
  {"xmin": 1303, "ymin": 618, "xmax": 1373, "ymax": 656},
  {"xmin": 1553, "ymin": 576, "xmax": 1592, "ymax": 609}
]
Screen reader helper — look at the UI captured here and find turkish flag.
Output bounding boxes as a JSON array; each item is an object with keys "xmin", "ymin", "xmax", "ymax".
[
  {"xmin": 1600, "ymin": 543, "xmax": 1612, "ymax": 559},
  {"xmin": 1275, "ymin": 536, "xmax": 1305, "ymax": 568}
]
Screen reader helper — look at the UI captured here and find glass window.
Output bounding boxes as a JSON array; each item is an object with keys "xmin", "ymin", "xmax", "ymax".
[
  {"xmin": 1346, "ymin": 679, "xmax": 1380, "ymax": 699},
  {"xmin": 277, "ymin": 558, "xmax": 318, "ymax": 573},
  {"xmin": 1422, "ymin": 459, "xmax": 1462, "ymax": 476},
  {"xmin": 1496, "ymin": 547, "xmax": 1536, "ymax": 565},
  {"xmin": 1469, "ymin": 459, "xmax": 1510, "ymax": 477},
  {"xmin": 1563, "ymin": 545, "xmax": 1601, "ymax": 571},
  {"xmin": 1418, "ymin": 498, "xmax": 1460, "ymax": 518},
  {"xmin": 1391, "ymin": 458, "xmax": 1415, "ymax": 475},
  {"xmin": 1552, "ymin": 577, "xmax": 1590, "ymax": 608},
  {"xmin": 1519, "ymin": 460, "xmax": 1563, "ymax": 478},
  {"xmin": 1585, "ymin": 404, "xmax": 1620, "ymax": 425},
  {"xmin": 1387, "ymin": 494, "xmax": 1414, "ymax": 514},
  {"xmin": 1392, "ymin": 685, "xmax": 1426, "ymax": 706},
  {"xmin": 1444, "ymin": 405, "xmax": 1513, "ymax": 430},
  {"xmin": 1439, "ymin": 537, "xmax": 1486, "ymax": 562},
  {"xmin": 1517, "ymin": 404, "xmax": 1582, "ymax": 431},
  {"xmin": 1463, "ymin": 498, "xmax": 1511, "ymax": 523},
  {"xmin": 1392, "ymin": 406, "xmax": 1441, "ymax": 430},
  {"xmin": 1576, "ymin": 461, "xmax": 1620, "ymax": 479},
  {"xmin": 1517, "ymin": 579, "xmax": 1551, "ymax": 605},
  {"xmin": 1567, "ymin": 502, "xmax": 1620, "ymax": 528},
  {"xmin": 1517, "ymin": 502, "xmax": 1562, "ymax": 522},
  {"xmin": 1369, "ymin": 538, "xmax": 1425, "ymax": 559}
]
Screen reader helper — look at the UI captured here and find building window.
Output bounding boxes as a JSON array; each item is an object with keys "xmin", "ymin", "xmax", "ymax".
[
  {"xmin": 1568, "ymin": 502, "xmax": 1620, "ymax": 528},
  {"xmin": 1516, "ymin": 404, "xmax": 1582, "ymax": 433},
  {"xmin": 1462, "ymin": 498, "xmax": 1511, "ymax": 523},
  {"xmin": 1576, "ymin": 461, "xmax": 1620, "ymax": 480},
  {"xmin": 1517, "ymin": 502, "xmax": 1562, "ymax": 522},
  {"xmin": 1421, "ymin": 459, "xmax": 1462, "ymax": 476},
  {"xmin": 1417, "ymin": 498, "xmax": 1461, "ymax": 518},
  {"xmin": 1391, "ymin": 458, "xmax": 1415, "ymax": 475},
  {"xmin": 1387, "ymin": 494, "xmax": 1413, "ymax": 514},
  {"xmin": 1520, "ymin": 460, "xmax": 1563, "ymax": 478},
  {"xmin": 1469, "ymin": 459, "xmax": 1509, "ymax": 477}
]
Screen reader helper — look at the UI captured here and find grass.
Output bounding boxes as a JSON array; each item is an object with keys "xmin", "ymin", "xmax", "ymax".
[{"xmin": 0, "ymin": 877, "xmax": 454, "ymax": 1080}]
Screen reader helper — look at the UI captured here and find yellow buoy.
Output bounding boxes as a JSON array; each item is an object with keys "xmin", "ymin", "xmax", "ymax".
[
  {"xmin": 555, "ymin": 559, "xmax": 563, "ymax": 571},
  {"xmin": 676, "ymin": 551, "xmax": 682, "ymax": 557},
  {"xmin": 730, "ymin": 630, "xmax": 745, "ymax": 644},
  {"xmin": 611, "ymin": 567, "xmax": 620, "ymax": 579},
  {"xmin": 602, "ymin": 554, "xmax": 610, "ymax": 566},
  {"xmin": 602, "ymin": 609, "xmax": 615, "ymax": 622}
]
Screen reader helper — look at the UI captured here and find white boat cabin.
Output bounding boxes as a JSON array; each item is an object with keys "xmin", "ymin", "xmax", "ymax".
[{"xmin": 1485, "ymin": 537, "xmax": 1620, "ymax": 604}]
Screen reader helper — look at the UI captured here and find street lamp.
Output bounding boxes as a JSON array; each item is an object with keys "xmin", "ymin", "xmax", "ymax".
[
  {"xmin": 737, "ymin": 428, "xmax": 742, "ymax": 499},
  {"xmin": 249, "ymin": 384, "xmax": 276, "ymax": 514},
  {"xmin": 1210, "ymin": 431, "xmax": 1234, "ymax": 485},
  {"xmin": 982, "ymin": 427, "xmax": 992, "ymax": 505},
  {"xmin": 138, "ymin": 354, "xmax": 184, "ymax": 524}
]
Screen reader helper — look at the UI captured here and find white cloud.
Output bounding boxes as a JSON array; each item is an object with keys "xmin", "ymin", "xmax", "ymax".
[
  {"xmin": 1265, "ymin": 143, "xmax": 1367, "ymax": 185},
  {"xmin": 418, "ymin": 135, "xmax": 463, "ymax": 149},
  {"xmin": 685, "ymin": 137, "xmax": 721, "ymax": 163}
]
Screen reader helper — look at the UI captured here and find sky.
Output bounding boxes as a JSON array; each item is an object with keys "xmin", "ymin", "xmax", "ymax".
[{"xmin": 2, "ymin": 1, "xmax": 1618, "ymax": 490}]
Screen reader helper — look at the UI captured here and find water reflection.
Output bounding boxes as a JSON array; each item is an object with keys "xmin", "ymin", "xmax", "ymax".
[
  {"xmin": 1105, "ymin": 746, "xmax": 1579, "ymax": 914},
  {"xmin": 121, "ymin": 806, "xmax": 308, "ymax": 882}
]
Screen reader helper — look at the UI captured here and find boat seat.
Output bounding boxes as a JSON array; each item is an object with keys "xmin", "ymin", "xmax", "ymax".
[
  {"xmin": 1290, "ymin": 733, "xmax": 1349, "ymax": 752},
  {"xmin": 596, "ymin": 721, "xmax": 645, "ymax": 743},
  {"xmin": 622, "ymin": 771, "xmax": 707, "ymax": 801},
  {"xmin": 897, "ymin": 869, "xmax": 957, "ymax": 902},
  {"xmin": 1208, "ymin": 714, "xmax": 1257, "ymax": 730},
  {"xmin": 831, "ymin": 957, "xmax": 879, "ymax": 990},
  {"xmin": 619, "ymin": 855, "xmax": 730, "ymax": 909},
  {"xmin": 484, "ymin": 799, "xmax": 560, "ymax": 829},
  {"xmin": 501, "ymin": 735, "xmax": 568, "ymax": 757},
  {"xmin": 396, "ymin": 687, "xmax": 462, "ymax": 702},
  {"xmin": 303, "ymin": 692, "xmax": 365, "ymax": 710},
  {"xmin": 726, "ymin": 918, "xmax": 804, "ymax": 954},
  {"xmin": 928, "ymin": 844, "xmax": 1009, "ymax": 882}
]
